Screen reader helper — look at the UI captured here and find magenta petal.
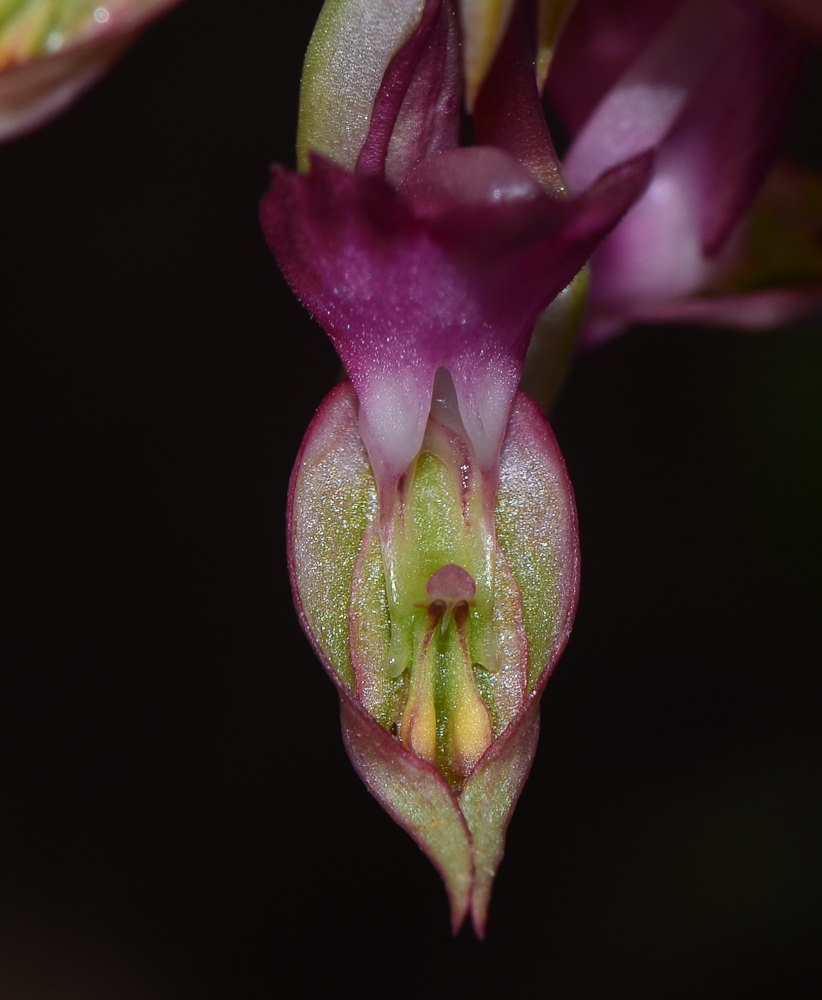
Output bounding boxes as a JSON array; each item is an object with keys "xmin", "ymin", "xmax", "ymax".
[
  {"xmin": 262, "ymin": 150, "xmax": 650, "ymax": 484},
  {"xmin": 620, "ymin": 288, "xmax": 822, "ymax": 330},
  {"xmin": 547, "ymin": 0, "xmax": 680, "ymax": 134},
  {"xmin": 472, "ymin": 0, "xmax": 566, "ymax": 193},
  {"xmin": 680, "ymin": 7, "xmax": 806, "ymax": 257},
  {"xmin": 357, "ymin": 0, "xmax": 461, "ymax": 184},
  {"xmin": 564, "ymin": 0, "xmax": 746, "ymax": 194},
  {"xmin": 570, "ymin": 0, "xmax": 807, "ymax": 328}
]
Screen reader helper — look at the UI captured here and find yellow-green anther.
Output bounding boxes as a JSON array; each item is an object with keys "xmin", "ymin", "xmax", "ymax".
[
  {"xmin": 442, "ymin": 602, "xmax": 493, "ymax": 780},
  {"xmin": 296, "ymin": 0, "xmax": 425, "ymax": 173},
  {"xmin": 399, "ymin": 578, "xmax": 493, "ymax": 782},
  {"xmin": 400, "ymin": 608, "xmax": 440, "ymax": 765}
]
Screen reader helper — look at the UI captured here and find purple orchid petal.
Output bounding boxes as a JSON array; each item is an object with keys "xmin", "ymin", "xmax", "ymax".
[
  {"xmin": 608, "ymin": 287, "xmax": 822, "ymax": 332},
  {"xmin": 262, "ymin": 149, "xmax": 651, "ymax": 488},
  {"xmin": 546, "ymin": 0, "xmax": 681, "ymax": 134},
  {"xmin": 473, "ymin": 0, "xmax": 568, "ymax": 195},
  {"xmin": 563, "ymin": 0, "xmax": 744, "ymax": 193},
  {"xmin": 682, "ymin": 7, "xmax": 805, "ymax": 257},
  {"xmin": 457, "ymin": 0, "xmax": 518, "ymax": 110},
  {"xmin": 565, "ymin": 0, "xmax": 806, "ymax": 339},
  {"xmin": 357, "ymin": 0, "xmax": 462, "ymax": 184}
]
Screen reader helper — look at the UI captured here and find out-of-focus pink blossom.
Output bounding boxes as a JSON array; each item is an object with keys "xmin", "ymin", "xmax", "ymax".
[{"xmin": 547, "ymin": 0, "xmax": 822, "ymax": 345}]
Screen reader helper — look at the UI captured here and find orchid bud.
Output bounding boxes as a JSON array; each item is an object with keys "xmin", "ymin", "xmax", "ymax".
[{"xmin": 0, "ymin": 0, "xmax": 180, "ymax": 144}]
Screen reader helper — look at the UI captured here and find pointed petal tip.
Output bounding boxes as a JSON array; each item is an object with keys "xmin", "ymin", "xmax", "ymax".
[
  {"xmin": 450, "ymin": 896, "xmax": 472, "ymax": 935},
  {"xmin": 469, "ymin": 894, "xmax": 489, "ymax": 939}
]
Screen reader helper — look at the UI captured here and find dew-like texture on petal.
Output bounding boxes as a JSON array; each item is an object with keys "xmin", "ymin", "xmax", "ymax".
[
  {"xmin": 349, "ymin": 519, "xmax": 407, "ymax": 728},
  {"xmin": 288, "ymin": 382, "xmax": 378, "ymax": 693},
  {"xmin": 296, "ymin": 0, "xmax": 425, "ymax": 173},
  {"xmin": 263, "ymin": 150, "xmax": 651, "ymax": 486},
  {"xmin": 358, "ymin": 0, "xmax": 461, "ymax": 184},
  {"xmin": 495, "ymin": 391, "xmax": 579, "ymax": 693}
]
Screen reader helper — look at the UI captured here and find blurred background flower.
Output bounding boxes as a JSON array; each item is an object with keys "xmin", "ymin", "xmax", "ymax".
[
  {"xmin": 0, "ymin": 0, "xmax": 181, "ymax": 143},
  {"xmin": 1, "ymin": 0, "xmax": 820, "ymax": 995}
]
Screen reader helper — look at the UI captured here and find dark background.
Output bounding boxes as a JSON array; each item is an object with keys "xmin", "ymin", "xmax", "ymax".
[{"xmin": 2, "ymin": 1, "xmax": 820, "ymax": 996}]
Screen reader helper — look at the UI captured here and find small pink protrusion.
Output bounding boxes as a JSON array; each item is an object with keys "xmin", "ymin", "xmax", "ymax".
[{"xmin": 426, "ymin": 564, "xmax": 476, "ymax": 605}]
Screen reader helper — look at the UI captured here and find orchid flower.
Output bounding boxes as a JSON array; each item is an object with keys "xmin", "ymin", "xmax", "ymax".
[
  {"xmin": 0, "ymin": 0, "xmax": 181, "ymax": 144},
  {"xmin": 261, "ymin": 0, "xmax": 652, "ymax": 933},
  {"xmin": 544, "ymin": 0, "xmax": 822, "ymax": 346}
]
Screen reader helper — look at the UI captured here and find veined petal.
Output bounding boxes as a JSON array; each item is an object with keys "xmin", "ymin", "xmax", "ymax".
[{"xmin": 298, "ymin": 0, "xmax": 460, "ymax": 185}]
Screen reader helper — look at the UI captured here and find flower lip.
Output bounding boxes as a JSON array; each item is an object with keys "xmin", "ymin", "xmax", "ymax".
[{"xmin": 262, "ymin": 148, "xmax": 652, "ymax": 491}]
